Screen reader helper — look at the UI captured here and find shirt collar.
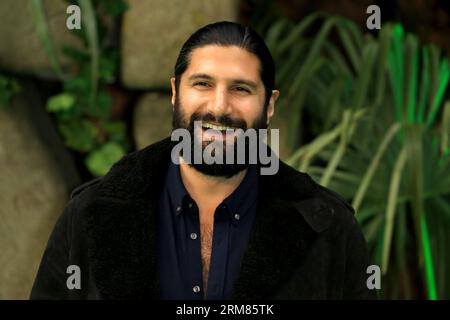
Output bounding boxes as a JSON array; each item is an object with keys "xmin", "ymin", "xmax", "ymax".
[{"xmin": 166, "ymin": 161, "xmax": 258, "ymax": 223}]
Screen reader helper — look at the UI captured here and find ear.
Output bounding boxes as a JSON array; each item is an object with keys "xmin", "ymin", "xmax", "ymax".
[
  {"xmin": 170, "ymin": 77, "xmax": 177, "ymax": 107},
  {"xmin": 266, "ymin": 90, "xmax": 280, "ymax": 125}
]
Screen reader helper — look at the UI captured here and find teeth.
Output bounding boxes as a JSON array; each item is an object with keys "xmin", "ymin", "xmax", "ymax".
[{"xmin": 202, "ymin": 122, "xmax": 235, "ymax": 131}]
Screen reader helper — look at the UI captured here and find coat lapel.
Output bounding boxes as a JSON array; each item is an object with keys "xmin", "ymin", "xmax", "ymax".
[
  {"xmin": 85, "ymin": 137, "xmax": 334, "ymax": 299},
  {"xmin": 85, "ymin": 138, "xmax": 175, "ymax": 299},
  {"xmin": 232, "ymin": 161, "xmax": 329, "ymax": 299}
]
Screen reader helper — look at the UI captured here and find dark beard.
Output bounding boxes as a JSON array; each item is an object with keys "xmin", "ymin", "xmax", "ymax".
[{"xmin": 172, "ymin": 96, "xmax": 268, "ymax": 178}]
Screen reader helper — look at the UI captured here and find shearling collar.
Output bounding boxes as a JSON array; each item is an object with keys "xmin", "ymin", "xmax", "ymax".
[{"xmin": 84, "ymin": 137, "xmax": 335, "ymax": 299}]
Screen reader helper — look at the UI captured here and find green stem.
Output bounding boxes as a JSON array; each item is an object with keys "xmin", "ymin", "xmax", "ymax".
[
  {"xmin": 29, "ymin": 0, "xmax": 65, "ymax": 80},
  {"xmin": 421, "ymin": 213, "xmax": 438, "ymax": 299},
  {"xmin": 78, "ymin": 0, "xmax": 99, "ymax": 108}
]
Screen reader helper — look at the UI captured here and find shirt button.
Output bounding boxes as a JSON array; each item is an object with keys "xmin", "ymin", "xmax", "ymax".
[
  {"xmin": 176, "ymin": 206, "xmax": 182, "ymax": 213},
  {"xmin": 193, "ymin": 285, "xmax": 201, "ymax": 293},
  {"xmin": 234, "ymin": 213, "xmax": 240, "ymax": 220},
  {"xmin": 190, "ymin": 232, "xmax": 198, "ymax": 240}
]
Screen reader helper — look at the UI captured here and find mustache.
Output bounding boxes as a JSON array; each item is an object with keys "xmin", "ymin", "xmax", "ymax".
[{"xmin": 189, "ymin": 112, "xmax": 247, "ymax": 130}]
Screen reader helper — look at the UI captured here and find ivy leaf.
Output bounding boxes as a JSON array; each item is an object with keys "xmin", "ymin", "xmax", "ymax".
[
  {"xmin": 58, "ymin": 119, "xmax": 98, "ymax": 152},
  {"xmin": 47, "ymin": 93, "xmax": 76, "ymax": 112},
  {"xmin": 0, "ymin": 75, "xmax": 21, "ymax": 106},
  {"xmin": 64, "ymin": 76, "xmax": 91, "ymax": 95},
  {"xmin": 54, "ymin": 106, "xmax": 81, "ymax": 121},
  {"xmin": 85, "ymin": 142, "xmax": 126, "ymax": 176}
]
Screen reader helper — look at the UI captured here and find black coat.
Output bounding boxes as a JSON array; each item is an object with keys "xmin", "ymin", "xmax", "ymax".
[{"xmin": 30, "ymin": 137, "xmax": 376, "ymax": 300}]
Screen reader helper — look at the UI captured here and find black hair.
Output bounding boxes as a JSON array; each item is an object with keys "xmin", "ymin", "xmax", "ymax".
[{"xmin": 174, "ymin": 21, "xmax": 275, "ymax": 107}]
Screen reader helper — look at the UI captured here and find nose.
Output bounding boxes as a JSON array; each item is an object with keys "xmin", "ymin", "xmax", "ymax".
[{"xmin": 209, "ymin": 85, "xmax": 231, "ymax": 115}]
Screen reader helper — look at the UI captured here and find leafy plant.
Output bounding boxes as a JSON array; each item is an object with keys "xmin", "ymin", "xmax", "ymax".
[
  {"xmin": 263, "ymin": 14, "xmax": 450, "ymax": 299},
  {"xmin": 0, "ymin": 74, "xmax": 21, "ymax": 107},
  {"xmin": 30, "ymin": 0, "xmax": 129, "ymax": 176}
]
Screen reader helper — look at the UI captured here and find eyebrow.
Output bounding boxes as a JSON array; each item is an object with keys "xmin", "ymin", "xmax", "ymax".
[{"xmin": 187, "ymin": 73, "xmax": 258, "ymax": 90}]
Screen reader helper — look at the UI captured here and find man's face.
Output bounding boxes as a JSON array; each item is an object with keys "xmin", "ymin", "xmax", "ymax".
[{"xmin": 171, "ymin": 45, "xmax": 278, "ymax": 177}]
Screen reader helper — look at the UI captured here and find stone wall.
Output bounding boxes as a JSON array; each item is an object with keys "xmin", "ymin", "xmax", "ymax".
[
  {"xmin": 0, "ymin": 0, "xmax": 82, "ymax": 79},
  {"xmin": 0, "ymin": 82, "xmax": 81, "ymax": 299},
  {"xmin": 121, "ymin": 0, "xmax": 239, "ymax": 89}
]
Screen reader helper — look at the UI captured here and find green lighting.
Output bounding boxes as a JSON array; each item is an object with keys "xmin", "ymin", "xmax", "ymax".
[
  {"xmin": 420, "ymin": 213, "xmax": 438, "ymax": 300},
  {"xmin": 427, "ymin": 59, "xmax": 450, "ymax": 128}
]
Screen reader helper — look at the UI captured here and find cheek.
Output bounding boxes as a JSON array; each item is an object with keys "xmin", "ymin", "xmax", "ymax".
[
  {"xmin": 179, "ymin": 88, "xmax": 208, "ymax": 111},
  {"xmin": 236, "ymin": 97, "xmax": 264, "ymax": 122}
]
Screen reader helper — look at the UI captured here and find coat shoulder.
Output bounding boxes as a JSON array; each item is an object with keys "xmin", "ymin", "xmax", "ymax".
[
  {"xmin": 277, "ymin": 162, "xmax": 356, "ymax": 233},
  {"xmin": 70, "ymin": 177, "xmax": 103, "ymax": 200},
  {"xmin": 279, "ymin": 161, "xmax": 355, "ymax": 215},
  {"xmin": 316, "ymin": 184, "xmax": 355, "ymax": 215}
]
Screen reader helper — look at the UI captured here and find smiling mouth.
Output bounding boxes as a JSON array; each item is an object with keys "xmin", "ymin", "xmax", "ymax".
[
  {"xmin": 200, "ymin": 121, "xmax": 243, "ymax": 141},
  {"xmin": 201, "ymin": 122, "xmax": 239, "ymax": 131}
]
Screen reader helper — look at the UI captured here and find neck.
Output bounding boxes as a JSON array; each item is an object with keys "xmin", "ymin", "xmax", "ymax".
[{"xmin": 179, "ymin": 157, "xmax": 247, "ymax": 210}]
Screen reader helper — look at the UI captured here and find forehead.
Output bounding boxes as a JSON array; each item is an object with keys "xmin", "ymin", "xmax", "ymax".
[{"xmin": 184, "ymin": 45, "xmax": 262, "ymax": 83}]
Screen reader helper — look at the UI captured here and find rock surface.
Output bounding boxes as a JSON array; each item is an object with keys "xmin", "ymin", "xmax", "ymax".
[
  {"xmin": 133, "ymin": 92, "xmax": 173, "ymax": 150},
  {"xmin": 0, "ymin": 82, "xmax": 80, "ymax": 299},
  {"xmin": 121, "ymin": 0, "xmax": 239, "ymax": 89}
]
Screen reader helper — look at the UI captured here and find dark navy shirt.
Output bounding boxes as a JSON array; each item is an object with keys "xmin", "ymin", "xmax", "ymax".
[{"xmin": 157, "ymin": 162, "xmax": 258, "ymax": 300}]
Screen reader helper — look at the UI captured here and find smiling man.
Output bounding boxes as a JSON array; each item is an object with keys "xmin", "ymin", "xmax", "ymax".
[{"xmin": 30, "ymin": 21, "xmax": 375, "ymax": 300}]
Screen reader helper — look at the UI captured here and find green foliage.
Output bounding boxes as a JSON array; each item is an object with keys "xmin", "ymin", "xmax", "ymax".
[
  {"xmin": 58, "ymin": 118, "xmax": 97, "ymax": 152},
  {"xmin": 102, "ymin": 120, "xmax": 127, "ymax": 142},
  {"xmin": 85, "ymin": 142, "xmax": 126, "ymax": 177},
  {"xmin": 99, "ymin": 0, "xmax": 129, "ymax": 16},
  {"xmin": 33, "ymin": 0, "xmax": 130, "ymax": 177},
  {"xmin": 47, "ymin": 93, "xmax": 75, "ymax": 112},
  {"xmin": 99, "ymin": 50, "xmax": 119, "ymax": 82},
  {"xmin": 265, "ymin": 14, "xmax": 450, "ymax": 299},
  {"xmin": 0, "ymin": 75, "xmax": 21, "ymax": 107}
]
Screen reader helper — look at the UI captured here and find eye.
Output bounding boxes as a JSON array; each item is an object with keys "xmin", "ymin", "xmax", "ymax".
[
  {"xmin": 193, "ymin": 81, "xmax": 210, "ymax": 87},
  {"xmin": 234, "ymin": 86, "xmax": 251, "ymax": 93}
]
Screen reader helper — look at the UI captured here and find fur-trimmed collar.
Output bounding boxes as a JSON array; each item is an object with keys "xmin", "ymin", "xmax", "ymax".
[{"xmin": 84, "ymin": 137, "xmax": 334, "ymax": 299}]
